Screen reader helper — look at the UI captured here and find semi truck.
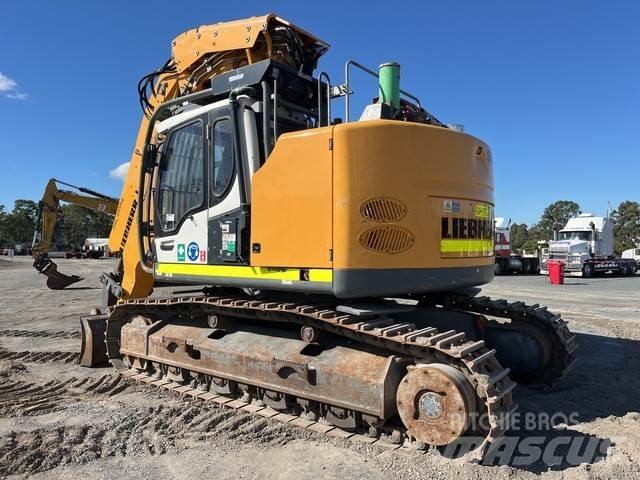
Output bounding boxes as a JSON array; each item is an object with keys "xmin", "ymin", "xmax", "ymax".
[
  {"xmin": 494, "ymin": 218, "xmax": 540, "ymax": 274},
  {"xmin": 540, "ymin": 213, "xmax": 637, "ymax": 277},
  {"xmin": 622, "ymin": 247, "xmax": 640, "ymax": 268}
]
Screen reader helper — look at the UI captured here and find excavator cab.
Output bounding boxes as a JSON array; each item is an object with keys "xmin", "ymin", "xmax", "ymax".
[
  {"xmin": 152, "ymin": 93, "xmax": 254, "ymax": 269},
  {"xmin": 147, "ymin": 60, "xmax": 323, "ymax": 278}
]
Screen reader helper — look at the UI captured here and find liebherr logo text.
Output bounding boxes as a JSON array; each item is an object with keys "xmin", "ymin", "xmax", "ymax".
[{"xmin": 441, "ymin": 217, "xmax": 494, "ymax": 239}]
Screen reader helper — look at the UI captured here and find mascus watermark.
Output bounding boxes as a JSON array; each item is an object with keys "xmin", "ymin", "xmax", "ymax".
[
  {"xmin": 438, "ymin": 411, "xmax": 611, "ymax": 466},
  {"xmin": 446, "ymin": 435, "xmax": 611, "ymax": 466}
]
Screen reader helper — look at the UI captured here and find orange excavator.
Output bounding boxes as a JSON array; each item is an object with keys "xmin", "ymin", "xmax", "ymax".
[
  {"xmin": 32, "ymin": 178, "xmax": 118, "ymax": 289},
  {"xmin": 70, "ymin": 14, "xmax": 576, "ymax": 457}
]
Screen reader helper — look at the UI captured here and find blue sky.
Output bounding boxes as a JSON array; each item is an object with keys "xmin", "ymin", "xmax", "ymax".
[{"xmin": 0, "ymin": 1, "xmax": 638, "ymax": 225}]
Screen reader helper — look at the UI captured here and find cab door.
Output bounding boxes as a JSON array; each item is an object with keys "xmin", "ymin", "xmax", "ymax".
[
  {"xmin": 154, "ymin": 115, "xmax": 208, "ymax": 265},
  {"xmin": 154, "ymin": 100, "xmax": 255, "ymax": 270},
  {"xmin": 206, "ymin": 105, "xmax": 251, "ymax": 265}
]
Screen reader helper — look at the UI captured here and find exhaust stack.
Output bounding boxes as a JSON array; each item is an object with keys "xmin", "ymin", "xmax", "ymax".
[{"xmin": 378, "ymin": 61, "xmax": 400, "ymax": 112}]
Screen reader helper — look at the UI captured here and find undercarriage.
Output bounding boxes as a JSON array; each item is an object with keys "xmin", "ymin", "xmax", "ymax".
[{"xmin": 80, "ymin": 290, "xmax": 576, "ymax": 458}]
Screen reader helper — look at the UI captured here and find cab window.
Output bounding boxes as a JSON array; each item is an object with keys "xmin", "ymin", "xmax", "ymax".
[
  {"xmin": 157, "ymin": 121, "xmax": 205, "ymax": 232},
  {"xmin": 210, "ymin": 118, "xmax": 234, "ymax": 203}
]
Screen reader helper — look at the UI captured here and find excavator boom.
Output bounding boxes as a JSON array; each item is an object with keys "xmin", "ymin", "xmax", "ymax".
[{"xmin": 32, "ymin": 178, "xmax": 118, "ymax": 289}]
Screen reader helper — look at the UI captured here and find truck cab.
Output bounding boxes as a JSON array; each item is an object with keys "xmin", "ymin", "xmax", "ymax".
[
  {"xmin": 622, "ymin": 247, "xmax": 640, "ymax": 268},
  {"xmin": 541, "ymin": 213, "xmax": 636, "ymax": 277}
]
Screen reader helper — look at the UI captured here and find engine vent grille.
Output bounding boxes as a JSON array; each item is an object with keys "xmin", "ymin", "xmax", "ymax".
[
  {"xmin": 359, "ymin": 226, "xmax": 415, "ymax": 254},
  {"xmin": 360, "ymin": 198, "xmax": 407, "ymax": 223}
]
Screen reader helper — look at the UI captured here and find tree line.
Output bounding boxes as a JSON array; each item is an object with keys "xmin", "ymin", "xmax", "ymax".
[
  {"xmin": 509, "ymin": 200, "xmax": 640, "ymax": 254},
  {"xmin": 1, "ymin": 197, "xmax": 638, "ymax": 254},
  {"xmin": 0, "ymin": 200, "xmax": 113, "ymax": 250}
]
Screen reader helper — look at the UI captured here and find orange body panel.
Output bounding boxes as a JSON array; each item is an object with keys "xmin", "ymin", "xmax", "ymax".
[
  {"xmin": 332, "ymin": 120, "xmax": 494, "ymax": 270},
  {"xmin": 251, "ymin": 120, "xmax": 493, "ymax": 276},
  {"xmin": 251, "ymin": 128, "xmax": 334, "ymax": 268}
]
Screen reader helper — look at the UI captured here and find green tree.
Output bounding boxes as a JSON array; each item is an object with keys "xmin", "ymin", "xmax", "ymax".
[
  {"xmin": 0, "ymin": 205, "xmax": 7, "ymax": 244},
  {"xmin": 520, "ymin": 239, "xmax": 540, "ymax": 253},
  {"xmin": 509, "ymin": 223, "xmax": 529, "ymax": 252},
  {"xmin": 530, "ymin": 200, "xmax": 581, "ymax": 241},
  {"xmin": 1, "ymin": 199, "xmax": 39, "ymax": 243},
  {"xmin": 13, "ymin": 199, "xmax": 38, "ymax": 220},
  {"xmin": 59, "ymin": 204, "xmax": 113, "ymax": 249},
  {"xmin": 610, "ymin": 201, "xmax": 640, "ymax": 254}
]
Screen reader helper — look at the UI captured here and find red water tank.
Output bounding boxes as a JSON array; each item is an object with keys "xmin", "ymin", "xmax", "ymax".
[{"xmin": 548, "ymin": 260, "xmax": 565, "ymax": 285}]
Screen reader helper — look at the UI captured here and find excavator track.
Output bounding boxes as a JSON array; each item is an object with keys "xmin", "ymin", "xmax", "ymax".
[
  {"xmin": 102, "ymin": 293, "xmax": 522, "ymax": 459},
  {"xmin": 438, "ymin": 294, "xmax": 578, "ymax": 386}
]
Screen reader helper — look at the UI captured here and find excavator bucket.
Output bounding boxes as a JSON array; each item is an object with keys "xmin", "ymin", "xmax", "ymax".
[
  {"xmin": 33, "ymin": 254, "xmax": 83, "ymax": 290},
  {"xmin": 79, "ymin": 314, "xmax": 109, "ymax": 366}
]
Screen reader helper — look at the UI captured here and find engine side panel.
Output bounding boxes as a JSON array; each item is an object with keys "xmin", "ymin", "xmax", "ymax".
[
  {"xmin": 332, "ymin": 120, "xmax": 495, "ymax": 296},
  {"xmin": 250, "ymin": 127, "xmax": 334, "ymax": 268}
]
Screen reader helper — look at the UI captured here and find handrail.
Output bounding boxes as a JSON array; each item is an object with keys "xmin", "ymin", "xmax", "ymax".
[{"xmin": 317, "ymin": 71, "xmax": 332, "ymax": 127}]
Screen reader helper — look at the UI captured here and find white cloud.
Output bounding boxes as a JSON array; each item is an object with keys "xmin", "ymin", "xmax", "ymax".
[
  {"xmin": 0, "ymin": 72, "xmax": 28, "ymax": 100},
  {"xmin": 6, "ymin": 92, "xmax": 28, "ymax": 100},
  {"xmin": 109, "ymin": 162, "xmax": 130, "ymax": 181},
  {"xmin": 0, "ymin": 73, "xmax": 17, "ymax": 92}
]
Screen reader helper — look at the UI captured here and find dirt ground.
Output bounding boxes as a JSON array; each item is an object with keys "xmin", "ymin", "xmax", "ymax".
[{"xmin": 0, "ymin": 256, "xmax": 639, "ymax": 479}]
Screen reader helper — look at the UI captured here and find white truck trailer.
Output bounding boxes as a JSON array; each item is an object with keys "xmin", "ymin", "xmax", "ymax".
[
  {"xmin": 540, "ymin": 213, "xmax": 637, "ymax": 277},
  {"xmin": 82, "ymin": 238, "xmax": 110, "ymax": 259}
]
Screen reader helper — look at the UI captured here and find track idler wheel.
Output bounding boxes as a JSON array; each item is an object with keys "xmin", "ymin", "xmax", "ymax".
[{"xmin": 396, "ymin": 363, "xmax": 477, "ymax": 446}]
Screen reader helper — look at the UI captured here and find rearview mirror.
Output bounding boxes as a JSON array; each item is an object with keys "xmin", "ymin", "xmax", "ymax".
[{"xmin": 142, "ymin": 144, "xmax": 158, "ymax": 173}]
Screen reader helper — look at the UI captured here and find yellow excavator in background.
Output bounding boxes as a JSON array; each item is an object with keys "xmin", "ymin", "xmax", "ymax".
[
  {"xmin": 32, "ymin": 178, "xmax": 118, "ymax": 289},
  {"xmin": 74, "ymin": 14, "xmax": 576, "ymax": 458}
]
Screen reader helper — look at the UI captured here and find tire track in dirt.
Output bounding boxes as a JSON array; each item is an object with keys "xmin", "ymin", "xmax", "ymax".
[
  {"xmin": 0, "ymin": 350, "xmax": 79, "ymax": 364},
  {"xmin": 0, "ymin": 329, "xmax": 82, "ymax": 365},
  {"xmin": 0, "ymin": 399, "xmax": 305, "ymax": 476},
  {"xmin": 0, "ymin": 329, "xmax": 81, "ymax": 339},
  {"xmin": 0, "ymin": 374, "xmax": 132, "ymax": 417}
]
